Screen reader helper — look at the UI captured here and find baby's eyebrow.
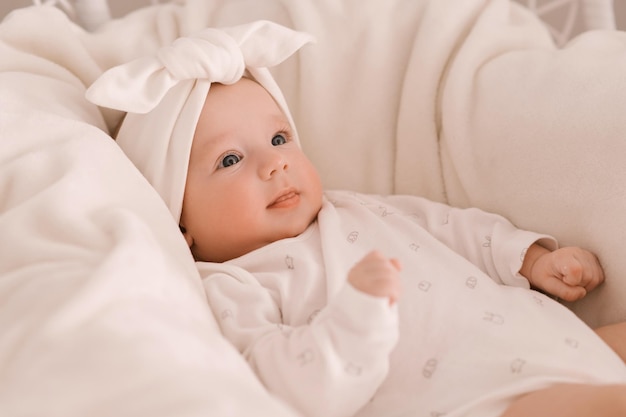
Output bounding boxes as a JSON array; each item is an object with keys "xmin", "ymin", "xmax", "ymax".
[
  {"xmin": 191, "ymin": 132, "xmax": 231, "ymax": 162},
  {"xmin": 271, "ymin": 112, "xmax": 290, "ymax": 125}
]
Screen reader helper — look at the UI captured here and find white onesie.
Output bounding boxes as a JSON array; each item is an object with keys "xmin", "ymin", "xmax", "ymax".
[{"xmin": 199, "ymin": 191, "xmax": 626, "ymax": 417}]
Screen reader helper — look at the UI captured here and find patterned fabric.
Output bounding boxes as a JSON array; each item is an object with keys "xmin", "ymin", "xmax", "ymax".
[{"xmin": 199, "ymin": 191, "xmax": 626, "ymax": 417}]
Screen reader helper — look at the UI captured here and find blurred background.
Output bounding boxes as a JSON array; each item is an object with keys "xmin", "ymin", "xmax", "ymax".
[{"xmin": 0, "ymin": 0, "xmax": 625, "ymax": 43}]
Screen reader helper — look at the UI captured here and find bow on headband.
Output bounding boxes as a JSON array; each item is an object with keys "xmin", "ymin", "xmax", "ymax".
[
  {"xmin": 86, "ymin": 20, "xmax": 314, "ymax": 222},
  {"xmin": 87, "ymin": 20, "xmax": 314, "ymax": 113}
]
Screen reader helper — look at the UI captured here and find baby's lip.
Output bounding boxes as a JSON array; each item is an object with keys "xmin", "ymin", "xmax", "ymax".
[{"xmin": 268, "ymin": 188, "xmax": 300, "ymax": 208}]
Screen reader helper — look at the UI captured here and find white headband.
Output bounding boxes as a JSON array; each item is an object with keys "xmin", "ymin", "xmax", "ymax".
[{"xmin": 86, "ymin": 20, "xmax": 313, "ymax": 221}]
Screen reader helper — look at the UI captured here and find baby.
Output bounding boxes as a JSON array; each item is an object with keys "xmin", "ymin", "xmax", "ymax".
[{"xmin": 87, "ymin": 21, "xmax": 626, "ymax": 417}]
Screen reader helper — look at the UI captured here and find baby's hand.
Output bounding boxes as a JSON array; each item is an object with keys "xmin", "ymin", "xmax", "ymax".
[
  {"xmin": 348, "ymin": 250, "xmax": 402, "ymax": 305},
  {"xmin": 527, "ymin": 246, "xmax": 604, "ymax": 302}
]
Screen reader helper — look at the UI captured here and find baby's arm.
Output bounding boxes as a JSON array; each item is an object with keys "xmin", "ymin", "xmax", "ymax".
[
  {"xmin": 519, "ymin": 244, "xmax": 604, "ymax": 301},
  {"xmin": 380, "ymin": 193, "xmax": 604, "ymax": 298},
  {"xmin": 204, "ymin": 268, "xmax": 398, "ymax": 417}
]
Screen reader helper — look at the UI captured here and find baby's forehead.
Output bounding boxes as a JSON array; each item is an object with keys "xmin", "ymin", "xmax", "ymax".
[
  {"xmin": 192, "ymin": 84, "xmax": 291, "ymax": 150},
  {"xmin": 198, "ymin": 79, "xmax": 290, "ymax": 126},
  {"xmin": 203, "ymin": 77, "xmax": 275, "ymax": 104}
]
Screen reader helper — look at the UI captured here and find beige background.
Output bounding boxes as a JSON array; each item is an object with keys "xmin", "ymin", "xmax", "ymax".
[
  {"xmin": 0, "ymin": 0, "xmax": 157, "ymax": 19},
  {"xmin": 1, "ymin": 0, "xmax": 625, "ymax": 31}
]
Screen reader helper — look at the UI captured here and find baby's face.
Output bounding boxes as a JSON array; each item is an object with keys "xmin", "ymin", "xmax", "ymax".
[{"xmin": 180, "ymin": 78, "xmax": 323, "ymax": 262}]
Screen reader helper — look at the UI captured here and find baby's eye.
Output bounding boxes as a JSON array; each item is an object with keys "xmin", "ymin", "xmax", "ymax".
[
  {"xmin": 219, "ymin": 153, "xmax": 241, "ymax": 168},
  {"xmin": 271, "ymin": 134, "xmax": 287, "ymax": 146}
]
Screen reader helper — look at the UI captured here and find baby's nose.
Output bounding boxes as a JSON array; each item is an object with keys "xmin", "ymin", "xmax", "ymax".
[{"xmin": 260, "ymin": 151, "xmax": 288, "ymax": 179}]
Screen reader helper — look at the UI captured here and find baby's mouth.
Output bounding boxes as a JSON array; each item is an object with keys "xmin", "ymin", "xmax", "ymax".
[{"xmin": 268, "ymin": 189, "xmax": 300, "ymax": 209}]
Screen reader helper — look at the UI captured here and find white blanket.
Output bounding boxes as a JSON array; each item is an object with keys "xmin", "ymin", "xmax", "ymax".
[
  {"xmin": 2, "ymin": 0, "xmax": 626, "ymax": 416},
  {"xmin": 0, "ymin": 5, "xmax": 299, "ymax": 417}
]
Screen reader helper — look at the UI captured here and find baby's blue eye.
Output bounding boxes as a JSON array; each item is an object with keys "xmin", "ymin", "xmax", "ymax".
[
  {"xmin": 271, "ymin": 134, "xmax": 287, "ymax": 146},
  {"xmin": 220, "ymin": 153, "xmax": 241, "ymax": 168}
]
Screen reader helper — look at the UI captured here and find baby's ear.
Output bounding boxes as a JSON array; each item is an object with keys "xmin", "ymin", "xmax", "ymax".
[{"xmin": 179, "ymin": 225, "xmax": 194, "ymax": 248}]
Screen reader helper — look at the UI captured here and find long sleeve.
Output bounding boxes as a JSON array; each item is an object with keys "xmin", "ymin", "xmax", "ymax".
[
  {"xmin": 202, "ymin": 265, "xmax": 398, "ymax": 417},
  {"xmin": 360, "ymin": 193, "xmax": 558, "ymax": 288}
]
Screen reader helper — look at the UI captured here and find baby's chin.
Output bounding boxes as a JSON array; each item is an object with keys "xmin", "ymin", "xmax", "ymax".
[
  {"xmin": 270, "ymin": 222, "xmax": 312, "ymax": 242},
  {"xmin": 195, "ymin": 213, "xmax": 319, "ymax": 263},
  {"xmin": 280, "ymin": 213, "xmax": 318, "ymax": 239},
  {"xmin": 197, "ymin": 229, "xmax": 311, "ymax": 263}
]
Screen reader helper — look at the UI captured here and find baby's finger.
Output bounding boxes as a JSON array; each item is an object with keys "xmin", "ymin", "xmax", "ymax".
[
  {"xmin": 541, "ymin": 275, "xmax": 587, "ymax": 302},
  {"xmin": 389, "ymin": 258, "xmax": 402, "ymax": 272},
  {"xmin": 563, "ymin": 250, "xmax": 605, "ymax": 292},
  {"xmin": 580, "ymin": 253, "xmax": 605, "ymax": 291},
  {"xmin": 558, "ymin": 258, "xmax": 584, "ymax": 286}
]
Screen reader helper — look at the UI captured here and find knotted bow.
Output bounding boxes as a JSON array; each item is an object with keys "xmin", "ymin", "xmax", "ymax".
[
  {"xmin": 87, "ymin": 20, "xmax": 313, "ymax": 113},
  {"xmin": 86, "ymin": 21, "xmax": 313, "ymax": 222}
]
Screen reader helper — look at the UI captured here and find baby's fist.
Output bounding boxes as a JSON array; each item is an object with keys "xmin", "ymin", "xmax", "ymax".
[
  {"xmin": 529, "ymin": 246, "xmax": 604, "ymax": 302},
  {"xmin": 348, "ymin": 250, "xmax": 402, "ymax": 305}
]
